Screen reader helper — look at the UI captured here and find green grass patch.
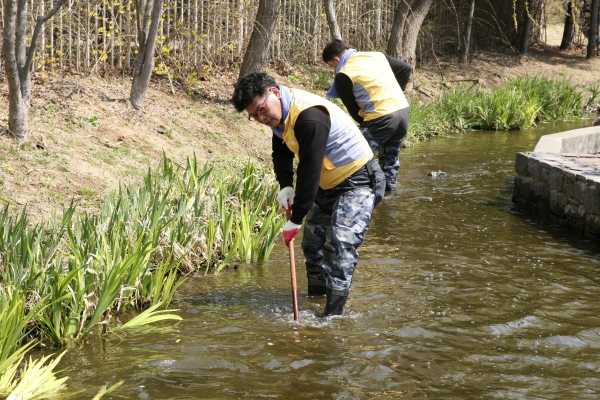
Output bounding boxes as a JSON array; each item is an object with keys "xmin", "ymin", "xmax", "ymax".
[{"xmin": 407, "ymin": 75, "xmax": 587, "ymax": 144}]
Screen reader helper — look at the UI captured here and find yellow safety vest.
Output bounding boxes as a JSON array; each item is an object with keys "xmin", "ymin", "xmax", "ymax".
[
  {"xmin": 340, "ymin": 52, "xmax": 409, "ymax": 121},
  {"xmin": 281, "ymin": 88, "xmax": 373, "ymax": 190}
]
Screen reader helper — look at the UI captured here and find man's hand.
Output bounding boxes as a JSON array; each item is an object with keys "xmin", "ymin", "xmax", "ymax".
[
  {"xmin": 276, "ymin": 186, "xmax": 295, "ymax": 213},
  {"xmin": 283, "ymin": 220, "xmax": 301, "ymax": 247}
]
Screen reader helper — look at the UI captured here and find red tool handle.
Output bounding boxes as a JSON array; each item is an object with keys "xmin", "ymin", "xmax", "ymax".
[{"xmin": 286, "ymin": 211, "xmax": 300, "ymax": 328}]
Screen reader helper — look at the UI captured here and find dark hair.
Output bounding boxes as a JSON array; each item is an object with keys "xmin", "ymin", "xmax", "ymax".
[
  {"xmin": 322, "ymin": 39, "xmax": 349, "ymax": 63},
  {"xmin": 231, "ymin": 72, "xmax": 278, "ymax": 112}
]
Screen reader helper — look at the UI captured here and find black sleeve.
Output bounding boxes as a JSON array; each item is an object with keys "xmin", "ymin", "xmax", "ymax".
[
  {"xmin": 272, "ymin": 134, "xmax": 295, "ymax": 189},
  {"xmin": 385, "ymin": 54, "xmax": 412, "ymax": 91},
  {"xmin": 334, "ymin": 73, "xmax": 363, "ymax": 124},
  {"xmin": 290, "ymin": 106, "xmax": 330, "ymax": 225}
]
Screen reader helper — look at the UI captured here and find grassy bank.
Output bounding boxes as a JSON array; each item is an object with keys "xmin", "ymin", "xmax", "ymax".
[{"xmin": 407, "ymin": 75, "xmax": 599, "ymax": 143}]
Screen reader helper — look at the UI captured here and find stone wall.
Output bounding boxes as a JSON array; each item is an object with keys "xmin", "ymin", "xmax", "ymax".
[{"xmin": 512, "ymin": 126, "xmax": 600, "ymax": 239}]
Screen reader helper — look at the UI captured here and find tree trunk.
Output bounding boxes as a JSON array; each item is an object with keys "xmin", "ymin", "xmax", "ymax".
[
  {"xmin": 519, "ymin": 0, "xmax": 533, "ymax": 54},
  {"xmin": 323, "ymin": 0, "xmax": 341, "ymax": 40},
  {"xmin": 130, "ymin": 0, "xmax": 164, "ymax": 111},
  {"xmin": 560, "ymin": 0, "xmax": 575, "ymax": 50},
  {"xmin": 2, "ymin": 0, "xmax": 29, "ymax": 141},
  {"xmin": 458, "ymin": 0, "xmax": 475, "ymax": 64},
  {"xmin": 586, "ymin": 0, "xmax": 599, "ymax": 58},
  {"xmin": 237, "ymin": 0, "xmax": 280, "ymax": 84},
  {"xmin": 387, "ymin": 0, "xmax": 412, "ymax": 58},
  {"xmin": 2, "ymin": 0, "xmax": 67, "ymax": 141},
  {"xmin": 400, "ymin": 0, "xmax": 433, "ymax": 72}
]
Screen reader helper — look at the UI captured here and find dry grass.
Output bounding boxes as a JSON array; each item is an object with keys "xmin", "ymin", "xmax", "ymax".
[{"xmin": 0, "ymin": 70, "xmax": 275, "ymax": 223}]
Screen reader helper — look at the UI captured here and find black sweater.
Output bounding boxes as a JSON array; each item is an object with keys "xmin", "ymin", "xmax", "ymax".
[{"xmin": 272, "ymin": 106, "xmax": 330, "ymax": 225}]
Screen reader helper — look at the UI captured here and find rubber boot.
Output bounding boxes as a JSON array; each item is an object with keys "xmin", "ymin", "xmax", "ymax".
[
  {"xmin": 323, "ymin": 288, "xmax": 348, "ymax": 317},
  {"xmin": 307, "ymin": 276, "xmax": 327, "ymax": 296}
]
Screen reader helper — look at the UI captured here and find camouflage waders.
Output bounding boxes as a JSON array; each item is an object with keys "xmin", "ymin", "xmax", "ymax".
[
  {"xmin": 360, "ymin": 107, "xmax": 410, "ymax": 192},
  {"xmin": 302, "ymin": 159, "xmax": 383, "ymax": 298}
]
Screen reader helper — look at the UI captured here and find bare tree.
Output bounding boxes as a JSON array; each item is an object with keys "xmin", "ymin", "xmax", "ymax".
[
  {"xmin": 324, "ymin": 0, "xmax": 342, "ymax": 40},
  {"xmin": 400, "ymin": 0, "xmax": 433, "ymax": 70},
  {"xmin": 237, "ymin": 0, "xmax": 281, "ymax": 84},
  {"xmin": 130, "ymin": 0, "xmax": 164, "ymax": 111},
  {"xmin": 459, "ymin": 0, "xmax": 476, "ymax": 64},
  {"xmin": 560, "ymin": 0, "xmax": 575, "ymax": 50},
  {"xmin": 2, "ymin": 0, "xmax": 68, "ymax": 141},
  {"xmin": 586, "ymin": 0, "xmax": 599, "ymax": 58},
  {"xmin": 519, "ymin": 0, "xmax": 533, "ymax": 54},
  {"xmin": 387, "ymin": 0, "xmax": 412, "ymax": 58}
]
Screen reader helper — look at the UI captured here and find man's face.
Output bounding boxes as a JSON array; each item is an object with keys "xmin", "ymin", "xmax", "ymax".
[
  {"xmin": 245, "ymin": 87, "xmax": 282, "ymax": 128},
  {"xmin": 326, "ymin": 56, "xmax": 340, "ymax": 71}
]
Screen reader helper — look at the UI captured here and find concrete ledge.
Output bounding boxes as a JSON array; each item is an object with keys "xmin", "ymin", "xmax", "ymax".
[
  {"xmin": 534, "ymin": 126, "xmax": 600, "ymax": 154},
  {"xmin": 513, "ymin": 125, "xmax": 600, "ymax": 239}
]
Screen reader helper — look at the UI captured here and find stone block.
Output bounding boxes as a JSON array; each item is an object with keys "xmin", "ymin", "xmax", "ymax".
[
  {"xmin": 594, "ymin": 182, "xmax": 600, "ymax": 215},
  {"xmin": 564, "ymin": 170, "xmax": 577, "ymax": 185},
  {"xmin": 573, "ymin": 181, "xmax": 587, "ymax": 204},
  {"xmin": 565, "ymin": 204, "xmax": 586, "ymax": 228},
  {"xmin": 513, "ymin": 176, "xmax": 533, "ymax": 201},
  {"xmin": 557, "ymin": 192, "xmax": 569, "ymax": 209},
  {"xmin": 550, "ymin": 190, "xmax": 565, "ymax": 218},
  {"xmin": 585, "ymin": 214, "xmax": 600, "ymax": 235},
  {"xmin": 512, "ymin": 178, "xmax": 521, "ymax": 201},
  {"xmin": 563, "ymin": 180, "xmax": 574, "ymax": 199},
  {"xmin": 585, "ymin": 185, "xmax": 596, "ymax": 214},
  {"xmin": 541, "ymin": 167, "xmax": 550, "ymax": 185},
  {"xmin": 535, "ymin": 184, "xmax": 551, "ymax": 210},
  {"xmin": 530, "ymin": 181, "xmax": 539, "ymax": 203},
  {"xmin": 537, "ymin": 199, "xmax": 550, "ymax": 215},
  {"xmin": 528, "ymin": 158, "xmax": 542, "ymax": 180},
  {"xmin": 549, "ymin": 166, "xmax": 563, "ymax": 191},
  {"xmin": 565, "ymin": 204, "xmax": 577, "ymax": 224},
  {"xmin": 550, "ymin": 190, "xmax": 567, "ymax": 217},
  {"xmin": 515, "ymin": 153, "xmax": 529, "ymax": 174}
]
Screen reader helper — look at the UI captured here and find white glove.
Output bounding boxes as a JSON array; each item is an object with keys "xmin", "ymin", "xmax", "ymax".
[
  {"xmin": 276, "ymin": 186, "xmax": 295, "ymax": 213},
  {"xmin": 283, "ymin": 220, "xmax": 302, "ymax": 247}
]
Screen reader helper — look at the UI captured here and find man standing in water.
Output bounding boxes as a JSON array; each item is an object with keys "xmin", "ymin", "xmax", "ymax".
[
  {"xmin": 231, "ymin": 72, "xmax": 385, "ymax": 317},
  {"xmin": 322, "ymin": 39, "xmax": 411, "ymax": 194}
]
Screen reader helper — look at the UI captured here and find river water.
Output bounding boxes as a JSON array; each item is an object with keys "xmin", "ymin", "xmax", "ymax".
[{"xmin": 54, "ymin": 120, "xmax": 600, "ymax": 399}]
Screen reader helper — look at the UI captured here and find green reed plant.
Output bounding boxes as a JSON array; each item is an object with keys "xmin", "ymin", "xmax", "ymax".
[
  {"xmin": 408, "ymin": 75, "xmax": 588, "ymax": 140},
  {"xmin": 140, "ymin": 253, "xmax": 187, "ymax": 307},
  {"xmin": 404, "ymin": 98, "xmax": 445, "ymax": 143},
  {"xmin": 5, "ymin": 351, "xmax": 68, "ymax": 399},
  {"xmin": 112, "ymin": 302, "xmax": 181, "ymax": 330},
  {"xmin": 37, "ymin": 266, "xmax": 84, "ymax": 345},
  {"xmin": 82, "ymin": 232, "xmax": 155, "ymax": 334},
  {"xmin": 91, "ymin": 380, "xmax": 124, "ymax": 400},
  {"xmin": 2, "ymin": 155, "xmax": 284, "ymax": 350},
  {"xmin": 510, "ymin": 75, "xmax": 583, "ymax": 121},
  {"xmin": 434, "ymin": 86, "xmax": 480, "ymax": 131},
  {"xmin": 0, "ymin": 286, "xmax": 67, "ymax": 400},
  {"xmin": 585, "ymin": 84, "xmax": 599, "ymax": 110}
]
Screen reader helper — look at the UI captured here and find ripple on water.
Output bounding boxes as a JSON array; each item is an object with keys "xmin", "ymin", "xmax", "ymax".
[
  {"xmin": 148, "ymin": 355, "xmax": 251, "ymax": 373},
  {"xmin": 391, "ymin": 326, "xmax": 441, "ymax": 339}
]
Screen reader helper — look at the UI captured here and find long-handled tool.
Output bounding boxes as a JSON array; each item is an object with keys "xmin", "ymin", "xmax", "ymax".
[{"xmin": 286, "ymin": 212, "xmax": 300, "ymax": 328}]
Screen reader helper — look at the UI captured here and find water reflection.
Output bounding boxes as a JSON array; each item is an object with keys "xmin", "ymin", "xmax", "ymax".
[{"xmin": 52, "ymin": 120, "xmax": 600, "ymax": 399}]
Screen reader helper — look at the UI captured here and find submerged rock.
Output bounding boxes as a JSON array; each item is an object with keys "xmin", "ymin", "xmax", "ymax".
[{"xmin": 427, "ymin": 171, "xmax": 448, "ymax": 178}]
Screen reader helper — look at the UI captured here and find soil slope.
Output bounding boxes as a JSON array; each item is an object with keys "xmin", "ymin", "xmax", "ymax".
[{"xmin": 1, "ymin": 44, "xmax": 599, "ymax": 223}]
